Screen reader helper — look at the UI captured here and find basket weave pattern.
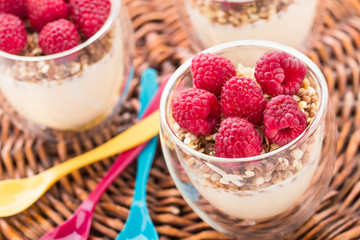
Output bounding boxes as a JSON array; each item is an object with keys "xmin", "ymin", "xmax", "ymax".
[{"xmin": 1, "ymin": 0, "xmax": 360, "ymax": 239}]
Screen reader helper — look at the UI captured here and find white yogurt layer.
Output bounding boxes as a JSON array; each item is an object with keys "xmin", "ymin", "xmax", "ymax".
[
  {"xmin": 193, "ymin": 162, "xmax": 317, "ymax": 219},
  {"xmin": 190, "ymin": 136, "xmax": 322, "ymax": 220},
  {"xmin": 186, "ymin": 0, "xmax": 318, "ymax": 49},
  {"xmin": 0, "ymin": 27, "xmax": 124, "ymax": 130}
]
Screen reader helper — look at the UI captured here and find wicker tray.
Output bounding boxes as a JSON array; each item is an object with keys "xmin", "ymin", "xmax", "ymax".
[{"xmin": 1, "ymin": 0, "xmax": 360, "ymax": 239}]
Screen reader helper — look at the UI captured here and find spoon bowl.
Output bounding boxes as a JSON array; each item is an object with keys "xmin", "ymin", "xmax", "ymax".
[{"xmin": 0, "ymin": 175, "xmax": 47, "ymax": 216}]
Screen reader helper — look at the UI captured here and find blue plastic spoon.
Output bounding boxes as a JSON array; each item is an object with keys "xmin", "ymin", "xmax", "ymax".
[{"xmin": 116, "ymin": 69, "xmax": 159, "ymax": 240}]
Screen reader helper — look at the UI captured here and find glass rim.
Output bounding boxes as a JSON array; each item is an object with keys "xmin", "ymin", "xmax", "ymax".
[
  {"xmin": 0, "ymin": 0, "xmax": 121, "ymax": 62},
  {"xmin": 160, "ymin": 40, "xmax": 329, "ymax": 163}
]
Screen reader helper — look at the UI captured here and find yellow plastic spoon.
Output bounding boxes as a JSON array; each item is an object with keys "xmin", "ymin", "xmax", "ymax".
[{"xmin": 0, "ymin": 110, "xmax": 159, "ymax": 217}]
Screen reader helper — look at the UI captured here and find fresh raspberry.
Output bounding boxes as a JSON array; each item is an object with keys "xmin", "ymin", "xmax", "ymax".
[
  {"xmin": 69, "ymin": 0, "xmax": 111, "ymax": 38},
  {"xmin": 0, "ymin": 13, "xmax": 27, "ymax": 54},
  {"xmin": 220, "ymin": 2, "xmax": 240, "ymax": 11},
  {"xmin": 264, "ymin": 95, "xmax": 307, "ymax": 146},
  {"xmin": 39, "ymin": 19, "xmax": 80, "ymax": 55},
  {"xmin": 215, "ymin": 117, "xmax": 262, "ymax": 158},
  {"xmin": 255, "ymin": 51, "xmax": 307, "ymax": 96},
  {"xmin": 191, "ymin": 53, "xmax": 236, "ymax": 96},
  {"xmin": 172, "ymin": 88, "xmax": 221, "ymax": 135},
  {"xmin": 221, "ymin": 76, "xmax": 267, "ymax": 126},
  {"xmin": 28, "ymin": 0, "xmax": 69, "ymax": 32},
  {"xmin": 0, "ymin": 0, "xmax": 27, "ymax": 19}
]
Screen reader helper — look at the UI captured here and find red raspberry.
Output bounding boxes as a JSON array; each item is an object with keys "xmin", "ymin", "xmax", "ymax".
[
  {"xmin": 69, "ymin": 0, "xmax": 111, "ymax": 38},
  {"xmin": 215, "ymin": 117, "xmax": 262, "ymax": 158},
  {"xmin": 264, "ymin": 95, "xmax": 307, "ymax": 146},
  {"xmin": 221, "ymin": 76, "xmax": 267, "ymax": 126},
  {"xmin": 191, "ymin": 53, "xmax": 236, "ymax": 96},
  {"xmin": 39, "ymin": 19, "xmax": 80, "ymax": 55},
  {"xmin": 220, "ymin": 2, "xmax": 240, "ymax": 11},
  {"xmin": 28, "ymin": 0, "xmax": 69, "ymax": 32},
  {"xmin": 0, "ymin": 0, "xmax": 27, "ymax": 19},
  {"xmin": 255, "ymin": 51, "xmax": 307, "ymax": 96},
  {"xmin": 172, "ymin": 88, "xmax": 221, "ymax": 135},
  {"xmin": 0, "ymin": 13, "xmax": 27, "ymax": 54}
]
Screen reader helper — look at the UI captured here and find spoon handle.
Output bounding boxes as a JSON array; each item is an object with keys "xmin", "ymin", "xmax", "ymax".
[
  {"xmin": 43, "ymin": 110, "xmax": 159, "ymax": 185},
  {"xmin": 133, "ymin": 136, "xmax": 158, "ymax": 201},
  {"xmin": 133, "ymin": 68, "xmax": 159, "ymax": 201},
  {"xmin": 86, "ymin": 141, "xmax": 148, "ymax": 207}
]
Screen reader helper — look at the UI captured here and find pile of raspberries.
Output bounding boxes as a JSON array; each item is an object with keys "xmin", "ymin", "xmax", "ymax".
[
  {"xmin": 172, "ymin": 51, "xmax": 308, "ymax": 158},
  {"xmin": 0, "ymin": 0, "xmax": 110, "ymax": 55}
]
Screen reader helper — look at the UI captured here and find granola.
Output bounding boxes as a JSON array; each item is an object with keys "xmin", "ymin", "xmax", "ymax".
[{"xmin": 190, "ymin": 0, "xmax": 297, "ymax": 27}]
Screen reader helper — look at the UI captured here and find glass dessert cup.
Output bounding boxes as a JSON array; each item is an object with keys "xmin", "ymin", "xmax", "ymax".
[
  {"xmin": 175, "ymin": 0, "xmax": 328, "ymax": 52},
  {"xmin": 160, "ymin": 40, "xmax": 337, "ymax": 239},
  {"xmin": 0, "ymin": 0, "xmax": 133, "ymax": 141}
]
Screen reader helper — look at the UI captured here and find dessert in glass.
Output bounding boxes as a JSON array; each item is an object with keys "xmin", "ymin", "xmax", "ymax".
[
  {"xmin": 160, "ymin": 40, "xmax": 337, "ymax": 238},
  {"xmin": 175, "ymin": 0, "xmax": 328, "ymax": 51},
  {"xmin": 0, "ymin": 0, "xmax": 133, "ymax": 140}
]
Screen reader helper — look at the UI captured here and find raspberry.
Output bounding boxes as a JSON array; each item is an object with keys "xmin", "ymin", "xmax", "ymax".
[
  {"xmin": 0, "ymin": 0, "xmax": 27, "ymax": 19},
  {"xmin": 39, "ymin": 19, "xmax": 80, "ymax": 55},
  {"xmin": 215, "ymin": 118, "xmax": 262, "ymax": 158},
  {"xmin": 191, "ymin": 53, "xmax": 236, "ymax": 96},
  {"xmin": 220, "ymin": 2, "xmax": 239, "ymax": 11},
  {"xmin": 221, "ymin": 76, "xmax": 267, "ymax": 126},
  {"xmin": 28, "ymin": 0, "xmax": 69, "ymax": 32},
  {"xmin": 172, "ymin": 88, "xmax": 221, "ymax": 135},
  {"xmin": 255, "ymin": 51, "xmax": 307, "ymax": 96},
  {"xmin": 264, "ymin": 95, "xmax": 307, "ymax": 146},
  {"xmin": 69, "ymin": 0, "xmax": 111, "ymax": 38},
  {"xmin": 0, "ymin": 13, "xmax": 27, "ymax": 54}
]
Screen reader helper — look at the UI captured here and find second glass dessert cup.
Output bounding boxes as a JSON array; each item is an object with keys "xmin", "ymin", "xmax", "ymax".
[
  {"xmin": 0, "ymin": 0, "xmax": 133, "ymax": 141},
  {"xmin": 175, "ymin": 0, "xmax": 328, "ymax": 52},
  {"xmin": 160, "ymin": 40, "xmax": 337, "ymax": 239}
]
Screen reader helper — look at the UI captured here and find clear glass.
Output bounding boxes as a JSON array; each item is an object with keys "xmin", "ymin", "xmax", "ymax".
[
  {"xmin": 159, "ymin": 41, "xmax": 337, "ymax": 239},
  {"xmin": 0, "ymin": 0, "xmax": 134, "ymax": 140},
  {"xmin": 175, "ymin": 0, "xmax": 328, "ymax": 52}
]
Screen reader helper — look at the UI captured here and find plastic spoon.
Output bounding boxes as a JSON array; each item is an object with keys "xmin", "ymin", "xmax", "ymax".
[
  {"xmin": 0, "ymin": 111, "xmax": 160, "ymax": 217},
  {"xmin": 39, "ymin": 70, "xmax": 167, "ymax": 240},
  {"xmin": 116, "ymin": 69, "xmax": 159, "ymax": 240}
]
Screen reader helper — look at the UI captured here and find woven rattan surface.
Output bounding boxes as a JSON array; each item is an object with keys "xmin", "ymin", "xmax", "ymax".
[{"xmin": 1, "ymin": 0, "xmax": 360, "ymax": 239}]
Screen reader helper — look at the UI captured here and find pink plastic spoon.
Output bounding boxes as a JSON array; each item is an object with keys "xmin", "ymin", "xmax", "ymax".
[{"xmin": 40, "ymin": 75, "xmax": 169, "ymax": 240}]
